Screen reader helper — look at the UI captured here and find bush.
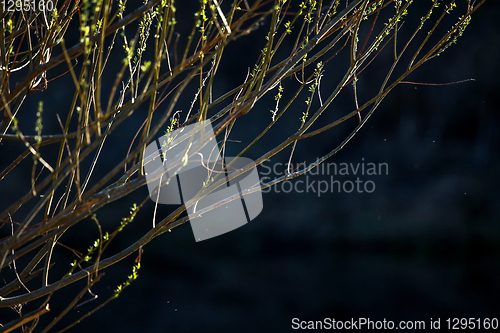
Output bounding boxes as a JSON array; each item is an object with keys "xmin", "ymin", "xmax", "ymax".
[{"xmin": 0, "ymin": 0, "xmax": 488, "ymax": 331}]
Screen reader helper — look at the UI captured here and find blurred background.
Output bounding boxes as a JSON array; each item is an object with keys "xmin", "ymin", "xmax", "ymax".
[{"xmin": 1, "ymin": 0, "xmax": 499, "ymax": 331}]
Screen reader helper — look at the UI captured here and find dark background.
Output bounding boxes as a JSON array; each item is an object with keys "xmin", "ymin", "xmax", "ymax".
[{"xmin": 1, "ymin": 1, "xmax": 499, "ymax": 332}]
